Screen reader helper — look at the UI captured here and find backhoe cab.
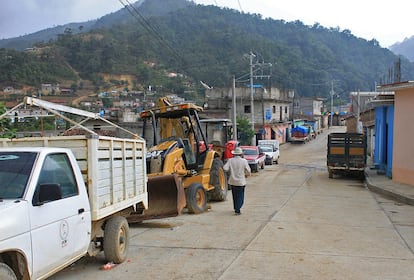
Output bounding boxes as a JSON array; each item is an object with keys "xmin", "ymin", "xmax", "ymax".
[{"xmin": 140, "ymin": 97, "xmax": 228, "ymax": 214}]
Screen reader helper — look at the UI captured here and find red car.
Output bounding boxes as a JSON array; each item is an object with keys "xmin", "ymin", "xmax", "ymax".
[{"xmin": 240, "ymin": 145, "xmax": 266, "ymax": 172}]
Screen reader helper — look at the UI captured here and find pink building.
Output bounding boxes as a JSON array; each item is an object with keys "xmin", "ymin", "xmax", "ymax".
[{"xmin": 378, "ymin": 81, "xmax": 414, "ymax": 186}]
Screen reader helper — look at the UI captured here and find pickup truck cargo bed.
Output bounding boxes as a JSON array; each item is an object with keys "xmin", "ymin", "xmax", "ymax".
[{"xmin": 0, "ymin": 135, "xmax": 147, "ymax": 220}]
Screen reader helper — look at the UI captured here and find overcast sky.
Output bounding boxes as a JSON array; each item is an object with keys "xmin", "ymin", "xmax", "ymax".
[{"xmin": 1, "ymin": 0, "xmax": 411, "ymax": 47}]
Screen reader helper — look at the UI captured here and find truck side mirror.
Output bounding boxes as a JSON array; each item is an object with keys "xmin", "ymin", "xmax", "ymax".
[{"xmin": 33, "ymin": 183, "xmax": 62, "ymax": 206}]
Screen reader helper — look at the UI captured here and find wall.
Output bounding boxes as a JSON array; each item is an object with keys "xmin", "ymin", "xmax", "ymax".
[
  {"xmin": 205, "ymin": 86, "xmax": 291, "ymax": 128},
  {"xmin": 256, "ymin": 123, "xmax": 290, "ymax": 144},
  {"xmin": 392, "ymin": 88, "xmax": 414, "ymax": 185}
]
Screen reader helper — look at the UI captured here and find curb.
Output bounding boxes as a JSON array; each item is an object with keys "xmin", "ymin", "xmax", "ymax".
[{"xmin": 365, "ymin": 172, "xmax": 414, "ymax": 206}]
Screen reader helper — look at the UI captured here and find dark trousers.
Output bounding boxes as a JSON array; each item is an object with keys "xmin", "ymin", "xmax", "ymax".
[{"xmin": 231, "ymin": 185, "xmax": 245, "ymax": 213}]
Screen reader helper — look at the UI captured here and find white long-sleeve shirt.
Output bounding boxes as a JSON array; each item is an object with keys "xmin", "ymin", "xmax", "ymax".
[{"xmin": 223, "ymin": 155, "xmax": 251, "ymax": 186}]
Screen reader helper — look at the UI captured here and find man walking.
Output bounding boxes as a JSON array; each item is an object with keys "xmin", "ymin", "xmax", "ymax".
[{"xmin": 223, "ymin": 147, "xmax": 251, "ymax": 215}]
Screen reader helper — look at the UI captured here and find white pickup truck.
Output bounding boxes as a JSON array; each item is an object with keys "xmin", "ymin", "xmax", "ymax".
[
  {"xmin": 0, "ymin": 136, "xmax": 147, "ymax": 280},
  {"xmin": 0, "ymin": 98, "xmax": 148, "ymax": 280},
  {"xmin": 257, "ymin": 140, "xmax": 280, "ymax": 165}
]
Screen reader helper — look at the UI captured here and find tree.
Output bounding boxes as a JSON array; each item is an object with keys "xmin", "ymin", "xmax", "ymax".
[
  {"xmin": 236, "ymin": 117, "xmax": 255, "ymax": 145},
  {"xmin": 0, "ymin": 103, "xmax": 15, "ymax": 138},
  {"xmin": 102, "ymin": 97, "xmax": 113, "ymax": 108}
]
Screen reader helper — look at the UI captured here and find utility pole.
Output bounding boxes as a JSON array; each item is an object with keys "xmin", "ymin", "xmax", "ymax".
[
  {"xmin": 330, "ymin": 80, "xmax": 334, "ymax": 127},
  {"xmin": 232, "ymin": 75, "xmax": 237, "ymax": 140},
  {"xmin": 249, "ymin": 51, "xmax": 255, "ymax": 145},
  {"xmin": 357, "ymin": 89, "xmax": 362, "ymax": 133}
]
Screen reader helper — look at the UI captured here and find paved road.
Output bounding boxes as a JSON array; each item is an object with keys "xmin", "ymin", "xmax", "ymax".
[{"xmin": 51, "ymin": 127, "xmax": 414, "ymax": 280}]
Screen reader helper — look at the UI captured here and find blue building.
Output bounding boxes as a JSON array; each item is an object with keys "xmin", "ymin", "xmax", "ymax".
[{"xmin": 372, "ymin": 94, "xmax": 394, "ymax": 178}]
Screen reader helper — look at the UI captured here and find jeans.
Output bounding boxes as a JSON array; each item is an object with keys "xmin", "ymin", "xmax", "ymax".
[{"xmin": 231, "ymin": 185, "xmax": 245, "ymax": 213}]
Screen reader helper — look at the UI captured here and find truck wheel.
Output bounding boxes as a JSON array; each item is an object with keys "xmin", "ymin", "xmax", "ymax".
[
  {"xmin": 328, "ymin": 169, "xmax": 333, "ymax": 179},
  {"xmin": 275, "ymin": 157, "xmax": 279, "ymax": 164},
  {"xmin": 208, "ymin": 158, "xmax": 228, "ymax": 201},
  {"xmin": 103, "ymin": 216, "xmax": 129, "ymax": 264},
  {"xmin": 0, "ymin": 263, "xmax": 17, "ymax": 280},
  {"xmin": 186, "ymin": 183, "xmax": 207, "ymax": 214},
  {"xmin": 260, "ymin": 162, "xmax": 265, "ymax": 169}
]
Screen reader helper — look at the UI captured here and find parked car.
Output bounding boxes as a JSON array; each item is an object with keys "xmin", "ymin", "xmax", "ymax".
[
  {"xmin": 240, "ymin": 145, "xmax": 266, "ymax": 172},
  {"xmin": 259, "ymin": 144, "xmax": 279, "ymax": 165}
]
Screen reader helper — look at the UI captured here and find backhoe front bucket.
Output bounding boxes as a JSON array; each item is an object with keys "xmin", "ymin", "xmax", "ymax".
[{"xmin": 129, "ymin": 174, "xmax": 186, "ymax": 222}]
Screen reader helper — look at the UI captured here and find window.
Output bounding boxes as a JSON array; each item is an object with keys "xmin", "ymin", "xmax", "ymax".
[
  {"xmin": 272, "ymin": 106, "xmax": 276, "ymax": 114},
  {"xmin": 0, "ymin": 152, "xmax": 37, "ymax": 199},
  {"xmin": 35, "ymin": 153, "xmax": 78, "ymax": 203},
  {"xmin": 244, "ymin": 105, "xmax": 251, "ymax": 114},
  {"xmin": 279, "ymin": 106, "xmax": 283, "ymax": 121}
]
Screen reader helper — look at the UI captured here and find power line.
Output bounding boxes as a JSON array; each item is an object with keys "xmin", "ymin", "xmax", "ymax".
[
  {"xmin": 118, "ymin": 0, "xmax": 227, "ymax": 78},
  {"xmin": 118, "ymin": 0, "xmax": 188, "ymax": 71},
  {"xmin": 117, "ymin": 0, "xmax": 257, "ymax": 87},
  {"xmin": 237, "ymin": 0, "xmax": 244, "ymax": 13}
]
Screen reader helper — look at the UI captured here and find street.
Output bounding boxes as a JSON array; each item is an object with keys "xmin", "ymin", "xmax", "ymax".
[{"xmin": 51, "ymin": 127, "xmax": 414, "ymax": 280}]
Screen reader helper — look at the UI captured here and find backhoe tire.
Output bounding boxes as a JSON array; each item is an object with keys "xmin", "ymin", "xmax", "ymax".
[
  {"xmin": 186, "ymin": 183, "xmax": 207, "ymax": 214},
  {"xmin": 103, "ymin": 216, "xmax": 129, "ymax": 264},
  {"xmin": 0, "ymin": 263, "xmax": 17, "ymax": 280},
  {"xmin": 208, "ymin": 158, "xmax": 228, "ymax": 201}
]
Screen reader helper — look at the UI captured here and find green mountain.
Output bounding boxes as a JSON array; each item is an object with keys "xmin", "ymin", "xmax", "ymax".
[
  {"xmin": 390, "ymin": 36, "xmax": 414, "ymax": 62},
  {"xmin": 1, "ymin": 0, "xmax": 413, "ymax": 100}
]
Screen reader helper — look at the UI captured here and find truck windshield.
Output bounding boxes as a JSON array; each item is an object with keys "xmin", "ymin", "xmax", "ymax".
[
  {"xmin": 0, "ymin": 152, "xmax": 37, "ymax": 199},
  {"xmin": 259, "ymin": 146, "xmax": 273, "ymax": 152}
]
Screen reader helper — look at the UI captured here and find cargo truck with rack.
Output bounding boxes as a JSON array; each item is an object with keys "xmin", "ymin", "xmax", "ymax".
[{"xmin": 327, "ymin": 132, "xmax": 367, "ymax": 179}]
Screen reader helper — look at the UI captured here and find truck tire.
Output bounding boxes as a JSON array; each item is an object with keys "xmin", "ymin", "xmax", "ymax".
[
  {"xmin": 358, "ymin": 171, "xmax": 365, "ymax": 180},
  {"xmin": 208, "ymin": 158, "xmax": 228, "ymax": 201},
  {"xmin": 186, "ymin": 183, "xmax": 207, "ymax": 214},
  {"xmin": 0, "ymin": 263, "xmax": 17, "ymax": 280},
  {"xmin": 328, "ymin": 169, "xmax": 333, "ymax": 179},
  {"xmin": 103, "ymin": 216, "xmax": 129, "ymax": 264},
  {"xmin": 260, "ymin": 162, "xmax": 265, "ymax": 169},
  {"xmin": 275, "ymin": 157, "xmax": 279, "ymax": 164}
]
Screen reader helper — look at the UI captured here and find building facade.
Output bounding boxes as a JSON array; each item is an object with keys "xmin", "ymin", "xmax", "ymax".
[
  {"xmin": 377, "ymin": 82, "xmax": 414, "ymax": 186},
  {"xmin": 204, "ymin": 86, "xmax": 292, "ymax": 143}
]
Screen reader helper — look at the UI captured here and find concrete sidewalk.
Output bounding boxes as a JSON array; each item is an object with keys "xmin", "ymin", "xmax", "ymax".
[{"xmin": 365, "ymin": 166, "xmax": 414, "ymax": 206}]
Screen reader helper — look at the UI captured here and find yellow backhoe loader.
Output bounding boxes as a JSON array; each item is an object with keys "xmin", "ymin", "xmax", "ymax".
[{"xmin": 140, "ymin": 97, "xmax": 228, "ymax": 215}]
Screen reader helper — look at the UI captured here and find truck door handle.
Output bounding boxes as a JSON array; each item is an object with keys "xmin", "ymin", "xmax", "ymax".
[{"xmin": 78, "ymin": 208, "xmax": 85, "ymax": 214}]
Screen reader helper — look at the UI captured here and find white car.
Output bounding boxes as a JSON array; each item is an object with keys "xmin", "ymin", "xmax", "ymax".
[{"xmin": 259, "ymin": 144, "xmax": 279, "ymax": 165}]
